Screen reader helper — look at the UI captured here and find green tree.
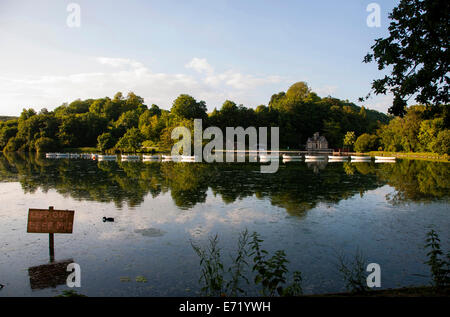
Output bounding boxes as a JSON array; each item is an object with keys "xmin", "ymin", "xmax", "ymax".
[
  {"xmin": 35, "ymin": 137, "xmax": 58, "ymax": 153},
  {"xmin": 171, "ymin": 94, "xmax": 207, "ymax": 120},
  {"xmin": 115, "ymin": 128, "xmax": 144, "ymax": 153},
  {"xmin": 115, "ymin": 110, "xmax": 139, "ymax": 135},
  {"xmin": 363, "ymin": 0, "xmax": 449, "ymax": 116},
  {"xmin": 57, "ymin": 115, "xmax": 82, "ymax": 147},
  {"xmin": 418, "ymin": 118, "xmax": 444, "ymax": 152},
  {"xmin": 343, "ymin": 131, "xmax": 356, "ymax": 150},
  {"xmin": 354, "ymin": 133, "xmax": 379, "ymax": 152},
  {"xmin": 0, "ymin": 122, "xmax": 18, "ymax": 151},
  {"xmin": 148, "ymin": 104, "xmax": 162, "ymax": 117},
  {"xmin": 285, "ymin": 81, "xmax": 311, "ymax": 101},
  {"xmin": 433, "ymin": 130, "xmax": 450, "ymax": 155},
  {"xmin": 97, "ymin": 133, "xmax": 116, "ymax": 152}
]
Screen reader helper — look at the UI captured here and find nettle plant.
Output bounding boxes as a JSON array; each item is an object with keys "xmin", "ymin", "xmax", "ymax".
[
  {"xmin": 191, "ymin": 230, "xmax": 303, "ymax": 297},
  {"xmin": 425, "ymin": 229, "xmax": 450, "ymax": 289}
]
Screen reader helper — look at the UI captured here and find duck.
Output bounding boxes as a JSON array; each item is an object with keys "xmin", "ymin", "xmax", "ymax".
[
  {"xmin": 102, "ymin": 217, "xmax": 114, "ymax": 222},
  {"xmin": 0, "ymin": 283, "xmax": 4, "ymax": 290}
]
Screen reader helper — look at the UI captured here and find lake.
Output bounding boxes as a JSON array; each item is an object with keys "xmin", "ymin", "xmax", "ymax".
[{"xmin": 0, "ymin": 153, "xmax": 448, "ymax": 296}]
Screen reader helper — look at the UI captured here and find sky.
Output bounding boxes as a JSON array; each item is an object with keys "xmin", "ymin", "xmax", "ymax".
[{"xmin": 0, "ymin": 0, "xmax": 399, "ymax": 116}]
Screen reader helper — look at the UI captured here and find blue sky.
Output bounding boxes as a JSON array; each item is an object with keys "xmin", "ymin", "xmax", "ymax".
[{"xmin": 0, "ymin": 0, "xmax": 398, "ymax": 116}]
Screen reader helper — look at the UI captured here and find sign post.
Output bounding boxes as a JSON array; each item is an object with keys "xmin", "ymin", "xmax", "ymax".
[{"xmin": 27, "ymin": 206, "xmax": 75, "ymax": 262}]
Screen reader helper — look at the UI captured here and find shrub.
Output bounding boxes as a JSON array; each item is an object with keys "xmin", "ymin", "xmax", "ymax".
[
  {"xmin": 432, "ymin": 130, "xmax": 450, "ymax": 155},
  {"xmin": 425, "ymin": 230, "xmax": 450, "ymax": 289},
  {"xmin": 35, "ymin": 137, "xmax": 58, "ymax": 153},
  {"xmin": 97, "ymin": 132, "xmax": 116, "ymax": 152},
  {"xmin": 354, "ymin": 133, "xmax": 379, "ymax": 152}
]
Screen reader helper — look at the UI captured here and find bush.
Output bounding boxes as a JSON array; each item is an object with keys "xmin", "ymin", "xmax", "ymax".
[
  {"xmin": 432, "ymin": 130, "xmax": 450, "ymax": 155},
  {"xmin": 97, "ymin": 133, "xmax": 116, "ymax": 152},
  {"xmin": 115, "ymin": 128, "xmax": 143, "ymax": 153},
  {"xmin": 354, "ymin": 133, "xmax": 379, "ymax": 152},
  {"xmin": 35, "ymin": 137, "xmax": 58, "ymax": 153}
]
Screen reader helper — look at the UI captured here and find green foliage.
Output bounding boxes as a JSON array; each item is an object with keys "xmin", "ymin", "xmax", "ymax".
[
  {"xmin": 354, "ymin": 133, "xmax": 379, "ymax": 152},
  {"xmin": 343, "ymin": 131, "xmax": 356, "ymax": 150},
  {"xmin": 337, "ymin": 248, "xmax": 369, "ymax": 294},
  {"xmin": 4, "ymin": 136, "xmax": 24, "ymax": 152},
  {"xmin": 0, "ymin": 121, "xmax": 18, "ymax": 150},
  {"xmin": 0, "ymin": 86, "xmax": 390, "ymax": 152},
  {"xmin": 97, "ymin": 133, "xmax": 116, "ymax": 152},
  {"xmin": 250, "ymin": 232, "xmax": 302, "ymax": 296},
  {"xmin": 363, "ymin": 0, "xmax": 449, "ymax": 116},
  {"xmin": 171, "ymin": 94, "xmax": 207, "ymax": 120},
  {"xmin": 192, "ymin": 230, "xmax": 302, "ymax": 297},
  {"xmin": 115, "ymin": 110, "xmax": 139, "ymax": 134},
  {"xmin": 378, "ymin": 105, "xmax": 449, "ymax": 154},
  {"xmin": 191, "ymin": 234, "xmax": 226, "ymax": 296},
  {"xmin": 433, "ymin": 130, "xmax": 450, "ymax": 155},
  {"xmin": 35, "ymin": 137, "xmax": 58, "ymax": 153},
  {"xmin": 285, "ymin": 81, "xmax": 311, "ymax": 101},
  {"xmin": 424, "ymin": 230, "xmax": 450, "ymax": 289},
  {"xmin": 192, "ymin": 230, "xmax": 252, "ymax": 297},
  {"xmin": 226, "ymin": 229, "xmax": 251, "ymax": 296},
  {"xmin": 115, "ymin": 128, "xmax": 144, "ymax": 153},
  {"xmin": 55, "ymin": 290, "xmax": 87, "ymax": 297}
]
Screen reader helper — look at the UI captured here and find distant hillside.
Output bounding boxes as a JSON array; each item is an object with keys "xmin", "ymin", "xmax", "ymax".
[{"xmin": 0, "ymin": 116, "xmax": 17, "ymax": 122}]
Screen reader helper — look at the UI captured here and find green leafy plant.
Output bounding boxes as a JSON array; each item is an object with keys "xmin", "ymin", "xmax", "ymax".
[
  {"xmin": 55, "ymin": 290, "xmax": 87, "ymax": 297},
  {"xmin": 191, "ymin": 234, "xmax": 225, "ymax": 296},
  {"xmin": 192, "ymin": 230, "xmax": 302, "ymax": 297},
  {"xmin": 226, "ymin": 229, "xmax": 251, "ymax": 296},
  {"xmin": 425, "ymin": 229, "xmax": 450, "ymax": 289},
  {"xmin": 250, "ymin": 232, "xmax": 302, "ymax": 296}
]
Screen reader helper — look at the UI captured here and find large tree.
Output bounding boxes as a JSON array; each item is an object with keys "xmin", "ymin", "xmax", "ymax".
[
  {"xmin": 363, "ymin": 0, "xmax": 449, "ymax": 116},
  {"xmin": 171, "ymin": 94, "xmax": 207, "ymax": 120}
]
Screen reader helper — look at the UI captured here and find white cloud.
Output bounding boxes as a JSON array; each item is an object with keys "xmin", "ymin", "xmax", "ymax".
[
  {"xmin": 360, "ymin": 94, "xmax": 393, "ymax": 113},
  {"xmin": 315, "ymin": 85, "xmax": 338, "ymax": 97},
  {"xmin": 185, "ymin": 57, "xmax": 214, "ymax": 74},
  {"xmin": 0, "ymin": 57, "xmax": 287, "ymax": 112},
  {"xmin": 97, "ymin": 57, "xmax": 144, "ymax": 69}
]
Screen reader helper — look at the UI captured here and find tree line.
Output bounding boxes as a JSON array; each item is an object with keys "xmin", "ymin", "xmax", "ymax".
[
  {"xmin": 0, "ymin": 82, "xmax": 393, "ymax": 154},
  {"xmin": 345, "ymin": 104, "xmax": 449, "ymax": 155}
]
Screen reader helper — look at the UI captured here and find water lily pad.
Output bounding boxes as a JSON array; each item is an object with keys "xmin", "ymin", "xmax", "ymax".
[{"xmin": 135, "ymin": 276, "xmax": 147, "ymax": 283}]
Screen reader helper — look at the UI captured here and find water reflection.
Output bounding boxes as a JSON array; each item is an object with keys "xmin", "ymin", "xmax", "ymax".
[
  {"xmin": 0, "ymin": 152, "xmax": 449, "ymax": 296},
  {"xmin": 28, "ymin": 259, "xmax": 73, "ymax": 290},
  {"xmin": 0, "ymin": 152, "xmax": 448, "ymax": 216}
]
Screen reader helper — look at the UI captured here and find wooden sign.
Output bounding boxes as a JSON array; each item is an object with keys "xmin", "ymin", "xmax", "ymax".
[{"xmin": 27, "ymin": 207, "xmax": 74, "ymax": 234}]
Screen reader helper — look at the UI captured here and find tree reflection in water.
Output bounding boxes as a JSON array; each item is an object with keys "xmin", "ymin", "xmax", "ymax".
[{"xmin": 0, "ymin": 152, "xmax": 448, "ymax": 216}]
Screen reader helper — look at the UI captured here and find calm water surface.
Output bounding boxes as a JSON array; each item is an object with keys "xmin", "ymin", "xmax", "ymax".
[{"xmin": 0, "ymin": 153, "xmax": 448, "ymax": 296}]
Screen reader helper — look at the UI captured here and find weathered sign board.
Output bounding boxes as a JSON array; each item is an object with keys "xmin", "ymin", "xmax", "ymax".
[{"xmin": 27, "ymin": 207, "xmax": 74, "ymax": 234}]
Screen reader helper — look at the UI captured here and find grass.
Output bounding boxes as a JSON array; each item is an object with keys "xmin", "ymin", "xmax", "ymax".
[
  {"xmin": 61, "ymin": 147, "xmax": 98, "ymax": 153},
  {"xmin": 367, "ymin": 151, "xmax": 449, "ymax": 162}
]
